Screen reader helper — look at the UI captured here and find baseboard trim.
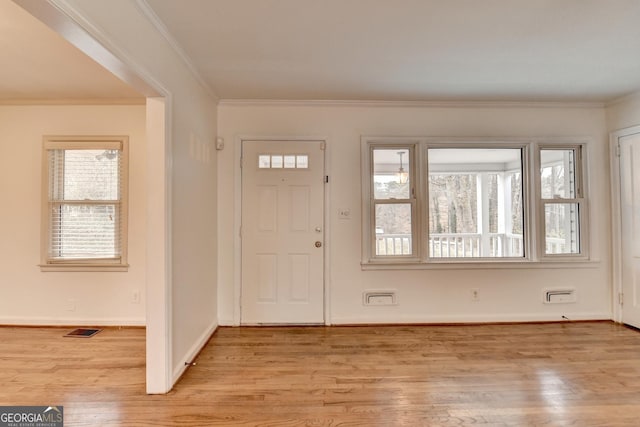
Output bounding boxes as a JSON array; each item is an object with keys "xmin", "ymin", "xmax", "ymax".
[
  {"xmin": 330, "ymin": 312, "xmax": 611, "ymax": 325},
  {"xmin": 0, "ymin": 316, "xmax": 146, "ymax": 327},
  {"xmin": 171, "ymin": 320, "xmax": 218, "ymax": 385}
]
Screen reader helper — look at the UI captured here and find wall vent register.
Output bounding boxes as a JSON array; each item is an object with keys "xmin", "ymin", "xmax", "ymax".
[
  {"xmin": 543, "ymin": 289, "xmax": 576, "ymax": 304},
  {"xmin": 363, "ymin": 291, "xmax": 397, "ymax": 305}
]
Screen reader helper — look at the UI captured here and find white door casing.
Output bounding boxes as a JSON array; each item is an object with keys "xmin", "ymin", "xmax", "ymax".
[
  {"xmin": 241, "ymin": 140, "xmax": 325, "ymax": 324},
  {"xmin": 619, "ymin": 131, "xmax": 640, "ymax": 328}
]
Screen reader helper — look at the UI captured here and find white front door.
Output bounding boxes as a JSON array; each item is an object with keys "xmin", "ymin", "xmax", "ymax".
[
  {"xmin": 241, "ymin": 140, "xmax": 325, "ymax": 324},
  {"xmin": 620, "ymin": 131, "xmax": 640, "ymax": 328}
]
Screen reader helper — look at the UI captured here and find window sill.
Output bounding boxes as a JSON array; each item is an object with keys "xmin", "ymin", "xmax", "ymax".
[
  {"xmin": 39, "ymin": 263, "xmax": 130, "ymax": 272},
  {"xmin": 361, "ymin": 259, "xmax": 600, "ymax": 270}
]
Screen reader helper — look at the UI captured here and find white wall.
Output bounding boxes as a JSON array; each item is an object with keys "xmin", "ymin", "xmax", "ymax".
[
  {"xmin": 218, "ymin": 102, "xmax": 612, "ymax": 324},
  {"xmin": 29, "ymin": 0, "xmax": 220, "ymax": 391},
  {"xmin": 0, "ymin": 104, "xmax": 146, "ymax": 325},
  {"xmin": 607, "ymin": 92, "xmax": 640, "ymax": 131}
]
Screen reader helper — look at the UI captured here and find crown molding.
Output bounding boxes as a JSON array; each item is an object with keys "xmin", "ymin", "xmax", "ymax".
[
  {"xmin": 134, "ymin": 0, "xmax": 218, "ymax": 101},
  {"xmin": 606, "ymin": 90, "xmax": 640, "ymax": 108},
  {"xmin": 218, "ymin": 99, "xmax": 606, "ymax": 109},
  {"xmin": 0, "ymin": 98, "xmax": 145, "ymax": 106}
]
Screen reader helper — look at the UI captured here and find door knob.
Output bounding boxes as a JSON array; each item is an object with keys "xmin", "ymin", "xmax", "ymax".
[{"xmin": 315, "ymin": 241, "xmax": 322, "ymax": 248}]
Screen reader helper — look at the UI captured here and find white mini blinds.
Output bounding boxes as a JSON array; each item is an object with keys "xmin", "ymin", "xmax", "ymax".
[{"xmin": 42, "ymin": 136, "xmax": 129, "ymax": 270}]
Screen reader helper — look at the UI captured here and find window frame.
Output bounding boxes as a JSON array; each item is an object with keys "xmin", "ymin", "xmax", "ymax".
[
  {"xmin": 424, "ymin": 142, "xmax": 531, "ymax": 262},
  {"xmin": 40, "ymin": 135, "xmax": 129, "ymax": 272},
  {"xmin": 361, "ymin": 136, "xmax": 590, "ymax": 268},
  {"xmin": 368, "ymin": 144, "xmax": 420, "ymax": 262},
  {"xmin": 535, "ymin": 143, "xmax": 589, "ymax": 261}
]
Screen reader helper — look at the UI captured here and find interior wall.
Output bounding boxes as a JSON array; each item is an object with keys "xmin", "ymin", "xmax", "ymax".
[
  {"xmin": 218, "ymin": 103, "xmax": 611, "ymax": 324},
  {"xmin": 169, "ymin": 93, "xmax": 218, "ymax": 377},
  {"xmin": 607, "ymin": 92, "xmax": 640, "ymax": 131},
  {"xmin": 0, "ymin": 104, "xmax": 146, "ymax": 325},
  {"xmin": 56, "ymin": 0, "xmax": 219, "ymax": 386}
]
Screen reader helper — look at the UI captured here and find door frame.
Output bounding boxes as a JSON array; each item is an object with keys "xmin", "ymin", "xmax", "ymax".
[
  {"xmin": 233, "ymin": 135, "xmax": 332, "ymax": 326},
  {"xmin": 610, "ymin": 125, "xmax": 640, "ymax": 323}
]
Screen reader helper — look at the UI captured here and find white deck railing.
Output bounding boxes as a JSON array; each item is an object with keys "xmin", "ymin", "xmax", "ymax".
[
  {"xmin": 428, "ymin": 233, "xmax": 525, "ymax": 257},
  {"xmin": 375, "ymin": 234, "xmax": 412, "ymax": 256},
  {"xmin": 544, "ymin": 238, "xmax": 571, "ymax": 255},
  {"xmin": 429, "ymin": 233, "xmax": 481, "ymax": 257},
  {"xmin": 376, "ymin": 233, "xmax": 568, "ymax": 257}
]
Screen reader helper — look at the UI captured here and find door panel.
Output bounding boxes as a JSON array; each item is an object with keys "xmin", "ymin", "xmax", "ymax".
[
  {"xmin": 620, "ymin": 133, "xmax": 640, "ymax": 328},
  {"xmin": 257, "ymin": 186, "xmax": 278, "ymax": 231},
  {"xmin": 241, "ymin": 140, "xmax": 324, "ymax": 324},
  {"xmin": 289, "ymin": 254, "xmax": 310, "ymax": 301},
  {"xmin": 256, "ymin": 254, "xmax": 277, "ymax": 302},
  {"xmin": 290, "ymin": 187, "xmax": 310, "ymax": 231}
]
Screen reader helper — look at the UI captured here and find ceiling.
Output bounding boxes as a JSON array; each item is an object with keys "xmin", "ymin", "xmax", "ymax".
[
  {"xmin": 2, "ymin": 0, "xmax": 640, "ymax": 103},
  {"xmin": 0, "ymin": 0, "xmax": 143, "ymax": 102},
  {"xmin": 145, "ymin": 0, "xmax": 640, "ymax": 102}
]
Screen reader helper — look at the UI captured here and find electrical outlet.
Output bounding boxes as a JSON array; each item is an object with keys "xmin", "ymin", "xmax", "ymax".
[
  {"xmin": 66, "ymin": 299, "xmax": 77, "ymax": 312},
  {"xmin": 132, "ymin": 290, "xmax": 140, "ymax": 304},
  {"xmin": 471, "ymin": 288, "xmax": 480, "ymax": 302}
]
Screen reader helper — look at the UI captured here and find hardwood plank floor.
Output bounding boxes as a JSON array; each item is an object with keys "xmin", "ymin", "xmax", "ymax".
[{"xmin": 2, "ymin": 322, "xmax": 640, "ymax": 426}]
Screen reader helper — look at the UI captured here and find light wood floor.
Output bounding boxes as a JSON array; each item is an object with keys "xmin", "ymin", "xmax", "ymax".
[{"xmin": 2, "ymin": 322, "xmax": 640, "ymax": 426}]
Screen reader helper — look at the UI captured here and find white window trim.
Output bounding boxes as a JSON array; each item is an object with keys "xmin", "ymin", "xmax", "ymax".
[
  {"xmin": 361, "ymin": 136, "xmax": 592, "ymax": 269},
  {"xmin": 361, "ymin": 138, "xmax": 423, "ymax": 264},
  {"xmin": 40, "ymin": 135, "xmax": 130, "ymax": 272},
  {"xmin": 534, "ymin": 143, "xmax": 590, "ymax": 261},
  {"xmin": 367, "ymin": 143, "xmax": 420, "ymax": 262}
]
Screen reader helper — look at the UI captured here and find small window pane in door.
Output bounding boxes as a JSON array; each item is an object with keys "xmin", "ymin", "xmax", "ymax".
[
  {"xmin": 544, "ymin": 203, "xmax": 580, "ymax": 254},
  {"xmin": 296, "ymin": 155, "xmax": 308, "ymax": 169},
  {"xmin": 258, "ymin": 155, "xmax": 271, "ymax": 168},
  {"xmin": 271, "ymin": 155, "xmax": 283, "ymax": 168},
  {"xmin": 284, "ymin": 155, "xmax": 296, "ymax": 168}
]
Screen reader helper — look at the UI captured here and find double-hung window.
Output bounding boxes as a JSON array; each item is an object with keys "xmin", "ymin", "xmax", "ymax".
[
  {"xmin": 371, "ymin": 146, "xmax": 416, "ymax": 258},
  {"xmin": 362, "ymin": 137, "xmax": 589, "ymax": 266},
  {"xmin": 538, "ymin": 145, "xmax": 586, "ymax": 257},
  {"xmin": 41, "ymin": 136, "xmax": 129, "ymax": 271}
]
